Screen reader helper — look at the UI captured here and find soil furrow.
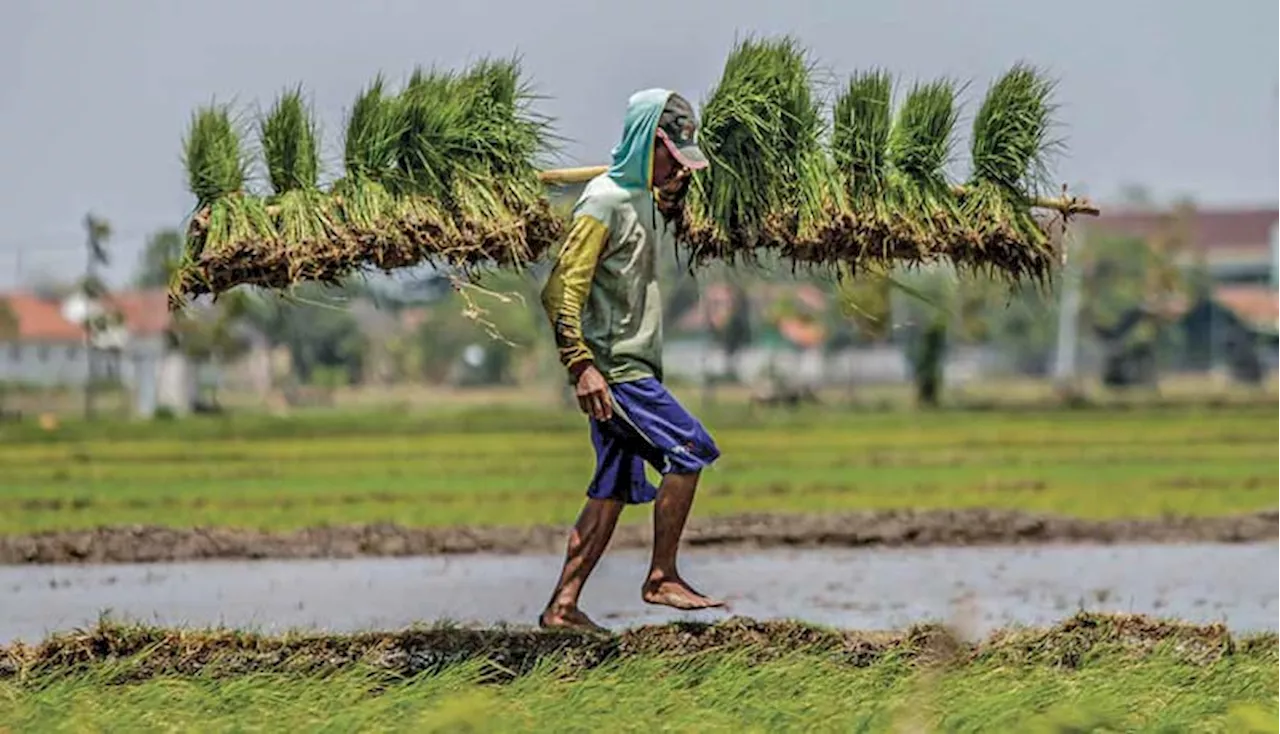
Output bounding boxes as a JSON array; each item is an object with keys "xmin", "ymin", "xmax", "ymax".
[{"xmin": 2, "ymin": 508, "xmax": 1275, "ymax": 565}]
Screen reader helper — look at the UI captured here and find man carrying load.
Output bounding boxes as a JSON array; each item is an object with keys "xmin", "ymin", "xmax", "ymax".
[{"xmin": 538, "ymin": 89, "xmax": 726, "ymax": 631}]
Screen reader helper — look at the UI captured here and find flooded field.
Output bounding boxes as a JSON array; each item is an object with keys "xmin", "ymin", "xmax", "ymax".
[{"xmin": 3, "ymin": 542, "xmax": 1275, "ymax": 645}]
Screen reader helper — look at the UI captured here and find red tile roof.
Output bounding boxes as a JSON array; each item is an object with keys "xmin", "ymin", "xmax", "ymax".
[
  {"xmin": 0, "ymin": 293, "xmax": 84, "ymax": 342},
  {"xmin": 1084, "ymin": 207, "xmax": 1277, "ymax": 254},
  {"xmin": 103, "ymin": 290, "xmax": 171, "ymax": 337},
  {"xmin": 0, "ymin": 289, "xmax": 173, "ymax": 343},
  {"xmin": 1214, "ymin": 285, "xmax": 1278, "ymax": 331}
]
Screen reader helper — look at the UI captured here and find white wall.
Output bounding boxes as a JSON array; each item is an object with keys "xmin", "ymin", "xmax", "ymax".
[
  {"xmin": 0, "ymin": 340, "xmax": 91, "ymax": 385},
  {"xmin": 0, "ymin": 334, "xmax": 194, "ymax": 417},
  {"xmin": 661, "ymin": 340, "xmax": 1012, "ymax": 387}
]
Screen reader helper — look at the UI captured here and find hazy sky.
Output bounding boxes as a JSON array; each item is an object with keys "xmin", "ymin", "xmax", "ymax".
[{"xmin": 1, "ymin": 0, "xmax": 1276, "ymax": 287}]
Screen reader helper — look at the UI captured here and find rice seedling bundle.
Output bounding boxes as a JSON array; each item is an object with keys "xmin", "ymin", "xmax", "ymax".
[
  {"xmin": 331, "ymin": 75, "xmax": 412, "ymax": 269},
  {"xmin": 171, "ymin": 37, "xmax": 1094, "ymax": 308},
  {"xmin": 957, "ymin": 63, "xmax": 1063, "ymax": 285},
  {"xmin": 676, "ymin": 37, "xmax": 1085, "ymax": 285},
  {"xmin": 883, "ymin": 77, "xmax": 966, "ymax": 259},
  {"xmin": 680, "ymin": 37, "xmax": 833, "ymax": 264},
  {"xmin": 258, "ymin": 88, "xmax": 350, "ymax": 285},
  {"xmin": 390, "ymin": 59, "xmax": 560, "ymax": 270},
  {"xmin": 829, "ymin": 69, "xmax": 895, "ymax": 261},
  {"xmin": 172, "ymin": 57, "xmax": 559, "ymax": 308},
  {"xmin": 175, "ymin": 103, "xmax": 279, "ymax": 307},
  {"xmin": 824, "ymin": 71, "xmax": 971, "ymax": 271}
]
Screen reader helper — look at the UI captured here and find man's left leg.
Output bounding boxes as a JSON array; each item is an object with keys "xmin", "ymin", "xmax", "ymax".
[{"xmin": 540, "ymin": 416, "xmax": 657, "ymax": 631}]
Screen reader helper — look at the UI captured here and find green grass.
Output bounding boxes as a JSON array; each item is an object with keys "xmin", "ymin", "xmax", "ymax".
[
  {"xmin": 0, "ymin": 404, "xmax": 1274, "ymax": 534},
  {"xmin": 2, "ymin": 644, "xmax": 1275, "ymax": 732},
  {"xmin": 3, "ymin": 614, "xmax": 1275, "ymax": 731}
]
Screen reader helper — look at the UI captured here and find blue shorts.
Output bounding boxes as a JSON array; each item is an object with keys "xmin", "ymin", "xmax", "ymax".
[{"xmin": 587, "ymin": 377, "xmax": 720, "ymax": 505}]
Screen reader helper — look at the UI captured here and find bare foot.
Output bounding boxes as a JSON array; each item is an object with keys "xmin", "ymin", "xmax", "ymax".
[
  {"xmin": 642, "ymin": 575, "xmax": 727, "ymax": 611},
  {"xmin": 539, "ymin": 605, "xmax": 609, "ymax": 633}
]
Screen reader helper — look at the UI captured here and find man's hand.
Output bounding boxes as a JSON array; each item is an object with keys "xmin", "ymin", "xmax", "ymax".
[{"xmin": 575, "ymin": 364, "xmax": 613, "ymax": 421}]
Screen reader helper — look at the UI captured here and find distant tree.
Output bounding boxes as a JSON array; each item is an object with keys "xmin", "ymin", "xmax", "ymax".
[
  {"xmin": 135, "ymin": 228, "xmax": 184, "ymax": 289},
  {"xmin": 712, "ymin": 280, "xmax": 753, "ymax": 382},
  {"xmin": 836, "ymin": 263, "xmax": 995, "ymax": 408},
  {"xmin": 0, "ymin": 298, "xmax": 16, "ymax": 413},
  {"xmin": 1077, "ymin": 204, "xmax": 1195, "ymax": 389},
  {"xmin": 171, "ymin": 291, "xmax": 253, "ymax": 363},
  {"xmin": 241, "ymin": 286, "xmax": 368, "ymax": 386},
  {"xmin": 414, "ymin": 271, "xmax": 543, "ymax": 386},
  {"xmin": 982, "ymin": 283, "xmax": 1059, "ymax": 376},
  {"xmin": 0, "ymin": 298, "xmax": 16, "ymax": 339},
  {"xmin": 834, "ymin": 264, "xmax": 896, "ymax": 343},
  {"xmin": 663, "ymin": 270, "xmax": 703, "ymax": 330},
  {"xmin": 1116, "ymin": 183, "xmax": 1156, "ymax": 210},
  {"xmin": 84, "ymin": 214, "xmax": 111, "ymax": 270}
]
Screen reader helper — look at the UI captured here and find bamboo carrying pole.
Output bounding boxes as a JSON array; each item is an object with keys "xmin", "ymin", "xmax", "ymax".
[
  {"xmin": 199, "ymin": 165, "xmax": 1099, "ymax": 229},
  {"xmin": 537, "ymin": 165, "xmax": 1102, "ymax": 217}
]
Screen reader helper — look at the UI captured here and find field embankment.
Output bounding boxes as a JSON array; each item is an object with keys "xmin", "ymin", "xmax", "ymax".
[{"xmin": 1, "ymin": 613, "xmax": 1275, "ymax": 731}]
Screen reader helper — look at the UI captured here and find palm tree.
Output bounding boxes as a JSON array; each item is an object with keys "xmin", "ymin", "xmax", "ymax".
[
  {"xmin": 81, "ymin": 213, "xmax": 112, "ymax": 419},
  {"xmin": 135, "ymin": 229, "xmax": 184, "ymax": 289}
]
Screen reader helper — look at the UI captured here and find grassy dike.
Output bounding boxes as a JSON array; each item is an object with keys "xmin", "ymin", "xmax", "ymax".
[{"xmin": 1, "ymin": 613, "xmax": 1276, "ymax": 732}]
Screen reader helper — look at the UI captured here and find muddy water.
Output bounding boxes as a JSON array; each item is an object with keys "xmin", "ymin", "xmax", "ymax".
[{"xmin": 3, "ymin": 543, "xmax": 1276, "ymax": 645}]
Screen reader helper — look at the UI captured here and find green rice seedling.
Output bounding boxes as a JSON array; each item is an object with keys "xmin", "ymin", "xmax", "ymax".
[
  {"xmin": 390, "ymin": 65, "xmax": 503, "ymax": 270},
  {"xmin": 884, "ymin": 77, "xmax": 967, "ymax": 261},
  {"xmin": 184, "ymin": 103, "xmax": 247, "ymax": 207},
  {"xmin": 393, "ymin": 66, "xmax": 462, "ymax": 201},
  {"xmin": 261, "ymin": 86, "xmax": 321, "ymax": 195},
  {"xmin": 961, "ymin": 63, "xmax": 1063, "ymax": 285},
  {"xmin": 390, "ymin": 59, "xmax": 558, "ymax": 269},
  {"xmin": 174, "ymin": 102, "xmax": 278, "ymax": 306},
  {"xmin": 394, "ymin": 67, "xmax": 502, "ymax": 260},
  {"xmin": 258, "ymin": 86, "xmax": 353, "ymax": 286},
  {"xmin": 343, "ymin": 75, "xmax": 402, "ymax": 183},
  {"xmin": 441, "ymin": 58, "xmax": 559, "ymax": 265},
  {"xmin": 455, "ymin": 57, "xmax": 563, "ymax": 263},
  {"xmin": 681, "ymin": 36, "xmax": 831, "ymax": 266},
  {"xmin": 331, "ymin": 76, "xmax": 424, "ymax": 271},
  {"xmin": 829, "ymin": 69, "xmax": 896, "ymax": 269}
]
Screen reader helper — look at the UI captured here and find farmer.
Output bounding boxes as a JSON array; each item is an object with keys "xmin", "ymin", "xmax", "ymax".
[{"xmin": 537, "ymin": 89, "xmax": 725, "ymax": 631}]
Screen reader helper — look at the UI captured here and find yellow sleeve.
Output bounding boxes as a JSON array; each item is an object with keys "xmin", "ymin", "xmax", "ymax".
[{"xmin": 540, "ymin": 214, "xmax": 609, "ymax": 378}]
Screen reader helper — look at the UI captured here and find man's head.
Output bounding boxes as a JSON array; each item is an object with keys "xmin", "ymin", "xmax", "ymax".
[{"xmin": 652, "ymin": 92, "xmax": 708, "ymax": 190}]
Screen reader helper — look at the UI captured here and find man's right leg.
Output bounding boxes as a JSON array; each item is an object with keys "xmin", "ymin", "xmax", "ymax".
[
  {"xmin": 540, "ymin": 496, "xmax": 623, "ymax": 630},
  {"xmin": 540, "ymin": 418, "xmax": 653, "ymax": 631}
]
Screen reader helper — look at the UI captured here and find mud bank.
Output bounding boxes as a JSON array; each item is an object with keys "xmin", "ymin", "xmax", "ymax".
[
  {"xmin": 3, "ymin": 508, "xmax": 1275, "ymax": 565},
  {"xmin": 3, "ymin": 612, "xmax": 1273, "ymax": 684}
]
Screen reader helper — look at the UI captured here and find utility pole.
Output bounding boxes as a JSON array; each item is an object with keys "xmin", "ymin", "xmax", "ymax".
[
  {"xmin": 1264, "ymin": 216, "xmax": 1274, "ymax": 333},
  {"xmin": 82, "ymin": 213, "xmax": 111, "ymax": 420},
  {"xmin": 1052, "ymin": 224, "xmax": 1083, "ymax": 394},
  {"xmin": 1269, "ymin": 81, "xmax": 1280, "ymax": 338}
]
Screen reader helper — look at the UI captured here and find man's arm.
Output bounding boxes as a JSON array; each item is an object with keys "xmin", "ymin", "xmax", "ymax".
[{"xmin": 540, "ymin": 213, "xmax": 609, "ymax": 380}]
